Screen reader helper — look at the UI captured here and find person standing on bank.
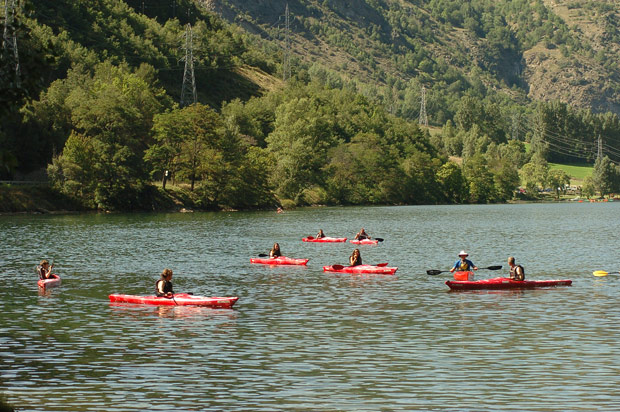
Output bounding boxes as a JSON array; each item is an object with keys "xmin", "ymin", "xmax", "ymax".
[
  {"xmin": 156, "ymin": 268, "xmax": 174, "ymax": 298},
  {"xmin": 508, "ymin": 257, "xmax": 525, "ymax": 281},
  {"xmin": 450, "ymin": 250, "xmax": 478, "ymax": 273}
]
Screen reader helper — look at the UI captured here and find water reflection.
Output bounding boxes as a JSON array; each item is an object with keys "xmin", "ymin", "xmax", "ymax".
[{"xmin": 109, "ymin": 303, "xmax": 238, "ymax": 320}]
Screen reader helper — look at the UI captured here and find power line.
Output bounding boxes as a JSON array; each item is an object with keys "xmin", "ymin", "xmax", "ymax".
[
  {"xmin": 511, "ymin": 112, "xmax": 520, "ymax": 140},
  {"xmin": 2, "ymin": 0, "xmax": 21, "ymax": 86},
  {"xmin": 418, "ymin": 85, "xmax": 427, "ymax": 126},
  {"xmin": 180, "ymin": 23, "xmax": 196, "ymax": 107},
  {"xmin": 282, "ymin": 3, "xmax": 291, "ymax": 82}
]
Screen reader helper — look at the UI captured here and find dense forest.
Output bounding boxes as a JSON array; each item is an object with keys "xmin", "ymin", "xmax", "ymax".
[{"xmin": 2, "ymin": 0, "xmax": 620, "ymax": 211}]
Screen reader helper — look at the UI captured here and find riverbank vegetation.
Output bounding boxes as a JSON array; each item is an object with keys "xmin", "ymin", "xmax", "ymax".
[{"xmin": 2, "ymin": 0, "xmax": 620, "ymax": 212}]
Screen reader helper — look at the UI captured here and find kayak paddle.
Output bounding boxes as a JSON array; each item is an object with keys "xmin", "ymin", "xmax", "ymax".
[
  {"xmin": 593, "ymin": 270, "xmax": 618, "ymax": 277},
  {"xmin": 374, "ymin": 238, "xmax": 384, "ymax": 242},
  {"xmin": 258, "ymin": 253, "xmax": 269, "ymax": 257},
  {"xmin": 426, "ymin": 265, "xmax": 502, "ymax": 276},
  {"xmin": 306, "ymin": 236, "xmax": 315, "ymax": 240},
  {"xmin": 426, "ymin": 269, "xmax": 450, "ymax": 276}
]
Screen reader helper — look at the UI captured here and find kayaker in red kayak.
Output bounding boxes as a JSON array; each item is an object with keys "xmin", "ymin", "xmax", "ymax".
[
  {"xmin": 37, "ymin": 259, "xmax": 54, "ymax": 280},
  {"xmin": 508, "ymin": 256, "xmax": 525, "ymax": 281},
  {"xmin": 354, "ymin": 228, "xmax": 370, "ymax": 240},
  {"xmin": 349, "ymin": 249, "xmax": 362, "ymax": 266},
  {"xmin": 450, "ymin": 250, "xmax": 478, "ymax": 273},
  {"xmin": 155, "ymin": 268, "xmax": 174, "ymax": 298},
  {"xmin": 269, "ymin": 243, "xmax": 282, "ymax": 258},
  {"xmin": 316, "ymin": 229, "xmax": 326, "ymax": 239}
]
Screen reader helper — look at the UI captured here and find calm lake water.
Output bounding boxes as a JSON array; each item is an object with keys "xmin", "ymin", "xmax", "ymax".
[{"xmin": 1, "ymin": 203, "xmax": 619, "ymax": 411}]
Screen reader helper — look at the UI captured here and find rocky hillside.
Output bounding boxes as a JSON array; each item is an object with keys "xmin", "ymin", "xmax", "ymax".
[
  {"xmin": 202, "ymin": 0, "xmax": 620, "ymax": 117},
  {"xmin": 526, "ymin": 0, "xmax": 620, "ymax": 113}
]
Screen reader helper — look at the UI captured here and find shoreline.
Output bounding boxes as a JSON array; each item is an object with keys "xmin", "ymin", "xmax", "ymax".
[{"xmin": 2, "ymin": 183, "xmax": 614, "ymax": 216}]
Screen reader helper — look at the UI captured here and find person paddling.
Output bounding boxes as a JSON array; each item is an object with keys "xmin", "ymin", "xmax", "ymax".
[
  {"xmin": 349, "ymin": 249, "xmax": 362, "ymax": 266},
  {"xmin": 269, "ymin": 242, "xmax": 282, "ymax": 258},
  {"xmin": 508, "ymin": 256, "xmax": 525, "ymax": 281},
  {"xmin": 354, "ymin": 228, "xmax": 370, "ymax": 240},
  {"xmin": 37, "ymin": 259, "xmax": 54, "ymax": 280},
  {"xmin": 155, "ymin": 268, "xmax": 174, "ymax": 298},
  {"xmin": 450, "ymin": 250, "xmax": 478, "ymax": 273},
  {"xmin": 316, "ymin": 229, "xmax": 326, "ymax": 239}
]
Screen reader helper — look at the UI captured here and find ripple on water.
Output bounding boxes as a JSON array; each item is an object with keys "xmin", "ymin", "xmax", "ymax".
[{"xmin": 2, "ymin": 205, "xmax": 620, "ymax": 410}]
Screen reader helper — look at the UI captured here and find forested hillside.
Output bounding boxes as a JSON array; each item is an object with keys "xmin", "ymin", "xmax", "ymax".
[
  {"xmin": 208, "ymin": 0, "xmax": 620, "ymax": 116},
  {"xmin": 2, "ymin": 0, "xmax": 620, "ymax": 211}
]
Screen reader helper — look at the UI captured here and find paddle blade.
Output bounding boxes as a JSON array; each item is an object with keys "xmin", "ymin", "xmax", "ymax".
[
  {"xmin": 376, "ymin": 262, "xmax": 388, "ymax": 267},
  {"xmin": 258, "ymin": 253, "xmax": 269, "ymax": 257},
  {"xmin": 593, "ymin": 270, "xmax": 609, "ymax": 277},
  {"xmin": 426, "ymin": 270, "xmax": 444, "ymax": 276},
  {"xmin": 486, "ymin": 265, "xmax": 502, "ymax": 271},
  {"xmin": 332, "ymin": 264, "xmax": 345, "ymax": 270},
  {"xmin": 306, "ymin": 236, "xmax": 314, "ymax": 240},
  {"xmin": 375, "ymin": 238, "xmax": 384, "ymax": 242}
]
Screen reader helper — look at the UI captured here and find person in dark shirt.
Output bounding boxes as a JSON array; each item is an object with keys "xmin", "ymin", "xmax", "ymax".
[
  {"xmin": 37, "ymin": 259, "xmax": 54, "ymax": 280},
  {"xmin": 156, "ymin": 268, "xmax": 174, "ymax": 298},
  {"xmin": 270, "ymin": 243, "xmax": 282, "ymax": 258},
  {"xmin": 349, "ymin": 249, "xmax": 362, "ymax": 266},
  {"xmin": 354, "ymin": 228, "xmax": 370, "ymax": 240}
]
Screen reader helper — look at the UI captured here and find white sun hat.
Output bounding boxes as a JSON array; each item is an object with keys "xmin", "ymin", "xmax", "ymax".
[{"xmin": 458, "ymin": 250, "xmax": 469, "ymax": 256}]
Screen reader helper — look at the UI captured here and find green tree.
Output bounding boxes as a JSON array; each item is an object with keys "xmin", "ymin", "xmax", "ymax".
[
  {"xmin": 464, "ymin": 154, "xmax": 497, "ymax": 203},
  {"xmin": 547, "ymin": 169, "xmax": 571, "ymax": 199},
  {"xmin": 47, "ymin": 62, "xmax": 171, "ymax": 209},
  {"xmin": 581, "ymin": 176, "xmax": 596, "ymax": 199},
  {"xmin": 266, "ymin": 96, "xmax": 340, "ymax": 202},
  {"xmin": 493, "ymin": 163, "xmax": 520, "ymax": 201},
  {"xmin": 326, "ymin": 132, "xmax": 401, "ymax": 205},
  {"xmin": 436, "ymin": 161, "xmax": 468, "ymax": 203},
  {"xmin": 400, "ymin": 150, "xmax": 443, "ymax": 204},
  {"xmin": 592, "ymin": 156, "xmax": 618, "ymax": 197},
  {"xmin": 519, "ymin": 155, "xmax": 549, "ymax": 195},
  {"xmin": 47, "ymin": 132, "xmax": 98, "ymax": 206}
]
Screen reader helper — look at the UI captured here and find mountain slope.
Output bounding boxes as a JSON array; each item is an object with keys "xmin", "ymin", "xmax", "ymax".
[{"xmin": 204, "ymin": 0, "xmax": 620, "ymax": 118}]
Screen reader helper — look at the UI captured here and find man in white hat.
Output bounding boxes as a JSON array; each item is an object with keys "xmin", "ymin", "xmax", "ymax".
[{"xmin": 450, "ymin": 250, "xmax": 478, "ymax": 273}]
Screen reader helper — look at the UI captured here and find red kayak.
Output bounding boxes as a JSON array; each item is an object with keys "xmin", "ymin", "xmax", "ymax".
[
  {"xmin": 323, "ymin": 264, "xmax": 397, "ymax": 275},
  {"xmin": 109, "ymin": 293, "xmax": 239, "ymax": 308},
  {"xmin": 38, "ymin": 274, "xmax": 61, "ymax": 289},
  {"xmin": 350, "ymin": 239, "xmax": 379, "ymax": 245},
  {"xmin": 446, "ymin": 277, "xmax": 572, "ymax": 290},
  {"xmin": 250, "ymin": 256, "xmax": 309, "ymax": 265},
  {"xmin": 302, "ymin": 236, "xmax": 347, "ymax": 243}
]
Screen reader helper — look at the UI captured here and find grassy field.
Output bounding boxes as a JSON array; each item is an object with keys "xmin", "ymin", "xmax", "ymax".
[{"xmin": 549, "ymin": 162, "xmax": 593, "ymax": 184}]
